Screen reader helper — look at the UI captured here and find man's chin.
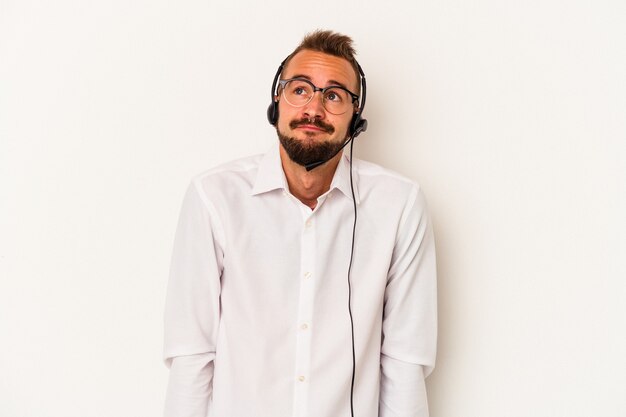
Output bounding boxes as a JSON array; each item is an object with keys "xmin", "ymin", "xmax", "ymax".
[{"xmin": 277, "ymin": 129, "xmax": 344, "ymax": 167}]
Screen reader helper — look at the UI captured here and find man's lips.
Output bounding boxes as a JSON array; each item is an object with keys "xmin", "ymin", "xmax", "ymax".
[{"xmin": 297, "ymin": 124, "xmax": 325, "ymax": 131}]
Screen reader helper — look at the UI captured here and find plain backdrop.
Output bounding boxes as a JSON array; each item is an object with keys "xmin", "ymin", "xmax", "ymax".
[{"xmin": 1, "ymin": 0, "xmax": 625, "ymax": 416}]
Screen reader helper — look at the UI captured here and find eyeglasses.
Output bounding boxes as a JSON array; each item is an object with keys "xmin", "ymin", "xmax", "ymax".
[{"xmin": 278, "ymin": 78, "xmax": 359, "ymax": 115}]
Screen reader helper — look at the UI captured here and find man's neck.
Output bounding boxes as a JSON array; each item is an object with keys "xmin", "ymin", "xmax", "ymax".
[{"xmin": 279, "ymin": 146, "xmax": 341, "ymax": 210}]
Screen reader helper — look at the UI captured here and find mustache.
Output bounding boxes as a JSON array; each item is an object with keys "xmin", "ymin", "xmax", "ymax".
[{"xmin": 289, "ymin": 118, "xmax": 335, "ymax": 133}]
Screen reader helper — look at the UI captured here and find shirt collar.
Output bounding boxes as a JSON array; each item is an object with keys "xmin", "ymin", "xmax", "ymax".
[
  {"xmin": 251, "ymin": 142, "xmax": 360, "ymax": 204},
  {"xmin": 251, "ymin": 143, "xmax": 288, "ymax": 196},
  {"xmin": 330, "ymin": 149, "xmax": 360, "ymax": 204}
]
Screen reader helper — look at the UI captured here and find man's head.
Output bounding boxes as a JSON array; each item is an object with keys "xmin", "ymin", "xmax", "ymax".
[
  {"xmin": 272, "ymin": 30, "xmax": 364, "ymax": 168},
  {"xmin": 282, "ymin": 30, "xmax": 361, "ymax": 95}
]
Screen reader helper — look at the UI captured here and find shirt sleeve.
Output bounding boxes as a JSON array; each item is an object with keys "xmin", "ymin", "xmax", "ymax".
[
  {"xmin": 379, "ymin": 355, "xmax": 429, "ymax": 417},
  {"xmin": 379, "ymin": 186, "xmax": 437, "ymax": 416},
  {"xmin": 164, "ymin": 353, "xmax": 215, "ymax": 417},
  {"xmin": 163, "ymin": 180, "xmax": 224, "ymax": 416}
]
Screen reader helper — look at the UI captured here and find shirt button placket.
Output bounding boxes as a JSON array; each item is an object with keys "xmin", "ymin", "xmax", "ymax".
[{"xmin": 292, "ymin": 213, "xmax": 315, "ymax": 417}]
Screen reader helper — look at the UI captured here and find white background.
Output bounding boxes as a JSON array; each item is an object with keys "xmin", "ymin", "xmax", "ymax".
[{"xmin": 1, "ymin": 0, "xmax": 625, "ymax": 416}]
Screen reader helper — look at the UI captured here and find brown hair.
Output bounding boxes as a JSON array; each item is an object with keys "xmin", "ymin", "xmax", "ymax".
[{"xmin": 284, "ymin": 30, "xmax": 361, "ymax": 94}]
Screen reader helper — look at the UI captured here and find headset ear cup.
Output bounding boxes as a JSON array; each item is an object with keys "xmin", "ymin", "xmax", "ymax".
[
  {"xmin": 349, "ymin": 113, "xmax": 368, "ymax": 137},
  {"xmin": 267, "ymin": 101, "xmax": 279, "ymax": 126},
  {"xmin": 355, "ymin": 118, "xmax": 367, "ymax": 136},
  {"xmin": 349, "ymin": 113, "xmax": 359, "ymax": 136},
  {"xmin": 268, "ymin": 60, "xmax": 285, "ymax": 126}
]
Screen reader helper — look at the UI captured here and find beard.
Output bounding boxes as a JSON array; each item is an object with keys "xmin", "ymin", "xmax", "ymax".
[{"xmin": 277, "ymin": 117, "xmax": 345, "ymax": 167}]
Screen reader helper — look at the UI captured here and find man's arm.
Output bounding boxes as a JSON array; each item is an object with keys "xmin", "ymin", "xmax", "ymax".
[
  {"xmin": 379, "ymin": 186, "xmax": 437, "ymax": 417},
  {"xmin": 163, "ymin": 180, "xmax": 224, "ymax": 417}
]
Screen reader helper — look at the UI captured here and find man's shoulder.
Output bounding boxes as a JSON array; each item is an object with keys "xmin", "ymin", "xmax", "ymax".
[
  {"xmin": 190, "ymin": 153, "xmax": 263, "ymax": 196},
  {"xmin": 353, "ymin": 158, "xmax": 422, "ymax": 195},
  {"xmin": 193, "ymin": 153, "xmax": 262, "ymax": 181},
  {"xmin": 352, "ymin": 158, "xmax": 429, "ymax": 222}
]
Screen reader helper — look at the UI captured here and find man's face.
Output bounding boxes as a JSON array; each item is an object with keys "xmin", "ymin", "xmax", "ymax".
[{"xmin": 276, "ymin": 50, "xmax": 358, "ymax": 167}]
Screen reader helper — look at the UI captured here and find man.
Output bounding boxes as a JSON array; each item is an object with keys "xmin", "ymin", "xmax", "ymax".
[{"xmin": 164, "ymin": 30, "xmax": 437, "ymax": 417}]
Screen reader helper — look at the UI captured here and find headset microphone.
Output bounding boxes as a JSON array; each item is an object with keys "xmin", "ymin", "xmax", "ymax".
[
  {"xmin": 304, "ymin": 138, "xmax": 352, "ymax": 171},
  {"xmin": 304, "ymin": 120, "xmax": 367, "ymax": 171}
]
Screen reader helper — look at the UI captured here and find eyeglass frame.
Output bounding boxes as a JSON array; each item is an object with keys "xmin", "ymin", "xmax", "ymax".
[{"xmin": 277, "ymin": 78, "xmax": 360, "ymax": 114}]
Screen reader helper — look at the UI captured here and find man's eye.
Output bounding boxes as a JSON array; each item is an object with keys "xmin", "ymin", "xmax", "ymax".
[
  {"xmin": 294, "ymin": 87, "xmax": 306, "ymax": 95},
  {"xmin": 326, "ymin": 91, "xmax": 342, "ymax": 102}
]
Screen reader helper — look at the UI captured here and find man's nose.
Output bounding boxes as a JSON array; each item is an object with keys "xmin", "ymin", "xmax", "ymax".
[{"xmin": 302, "ymin": 91, "xmax": 326, "ymax": 119}]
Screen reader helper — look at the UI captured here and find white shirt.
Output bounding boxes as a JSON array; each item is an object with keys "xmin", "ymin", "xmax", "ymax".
[{"xmin": 163, "ymin": 144, "xmax": 437, "ymax": 417}]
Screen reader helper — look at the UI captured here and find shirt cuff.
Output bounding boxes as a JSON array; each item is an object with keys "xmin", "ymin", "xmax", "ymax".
[{"xmin": 164, "ymin": 352, "xmax": 215, "ymax": 417}]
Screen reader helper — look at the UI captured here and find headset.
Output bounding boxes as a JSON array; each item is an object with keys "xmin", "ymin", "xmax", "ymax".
[{"xmin": 267, "ymin": 56, "xmax": 368, "ymax": 139}]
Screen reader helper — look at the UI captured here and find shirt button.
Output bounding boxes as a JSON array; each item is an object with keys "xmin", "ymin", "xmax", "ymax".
[
  {"xmin": 303, "ymin": 272, "xmax": 311, "ymax": 279},
  {"xmin": 298, "ymin": 376, "xmax": 306, "ymax": 382},
  {"xmin": 300, "ymin": 323, "xmax": 308, "ymax": 330},
  {"xmin": 305, "ymin": 219, "xmax": 312, "ymax": 228}
]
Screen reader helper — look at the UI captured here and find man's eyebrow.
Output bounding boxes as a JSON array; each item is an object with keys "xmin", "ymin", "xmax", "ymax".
[
  {"xmin": 328, "ymin": 79, "xmax": 351, "ymax": 91},
  {"xmin": 287, "ymin": 74, "xmax": 353, "ymax": 92},
  {"xmin": 288, "ymin": 74, "xmax": 312, "ymax": 82}
]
